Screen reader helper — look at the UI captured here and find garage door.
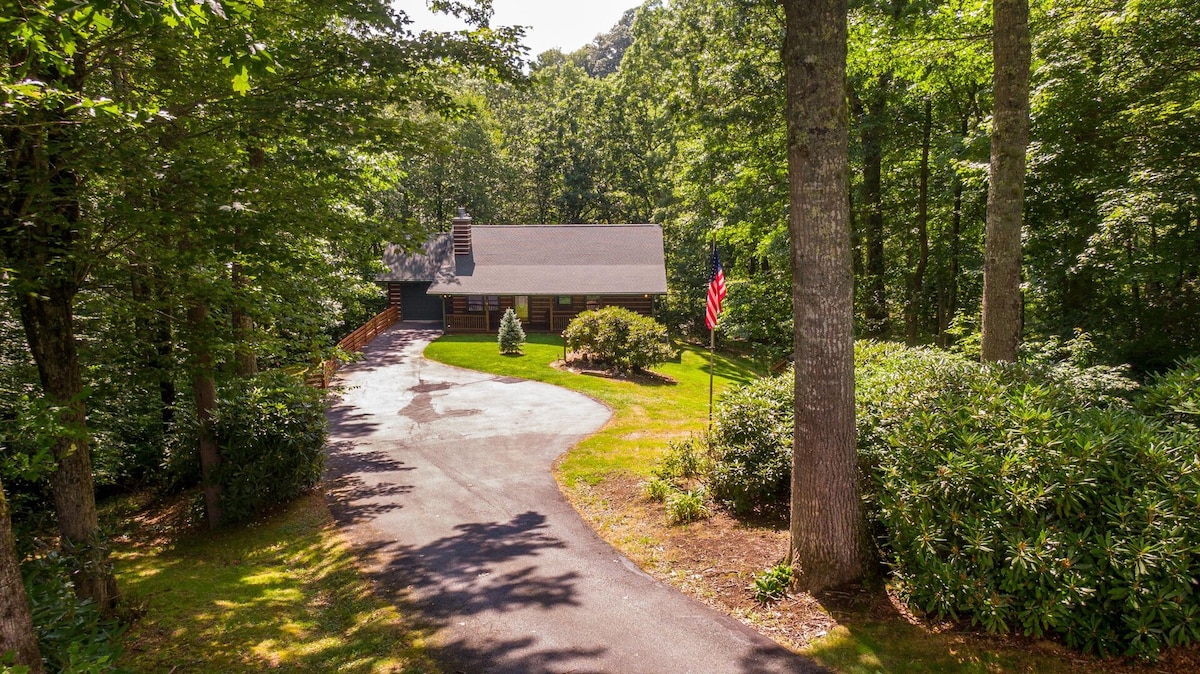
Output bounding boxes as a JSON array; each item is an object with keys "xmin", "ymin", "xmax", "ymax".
[{"xmin": 400, "ymin": 283, "xmax": 443, "ymax": 321}]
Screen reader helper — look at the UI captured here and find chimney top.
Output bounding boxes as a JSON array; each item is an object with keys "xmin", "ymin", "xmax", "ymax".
[{"xmin": 451, "ymin": 208, "xmax": 472, "ymax": 257}]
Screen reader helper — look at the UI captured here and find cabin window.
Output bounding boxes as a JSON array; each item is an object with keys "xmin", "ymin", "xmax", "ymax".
[
  {"xmin": 557, "ymin": 296, "xmax": 572, "ymax": 306},
  {"xmin": 487, "ymin": 296, "xmax": 500, "ymax": 311},
  {"xmin": 586, "ymin": 295, "xmax": 601, "ymax": 311},
  {"xmin": 467, "ymin": 296, "xmax": 483, "ymax": 312},
  {"xmin": 514, "ymin": 296, "xmax": 529, "ymax": 320}
]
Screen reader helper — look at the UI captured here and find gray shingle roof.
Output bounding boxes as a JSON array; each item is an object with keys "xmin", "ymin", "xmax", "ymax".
[
  {"xmin": 378, "ymin": 224, "xmax": 668, "ymax": 295},
  {"xmin": 378, "ymin": 234, "xmax": 455, "ymax": 283}
]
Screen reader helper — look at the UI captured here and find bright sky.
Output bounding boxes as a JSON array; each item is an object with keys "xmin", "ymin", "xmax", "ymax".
[{"xmin": 394, "ymin": 1, "xmax": 641, "ymax": 59}]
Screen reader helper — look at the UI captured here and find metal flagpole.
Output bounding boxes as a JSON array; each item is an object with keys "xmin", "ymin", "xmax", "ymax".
[
  {"xmin": 708, "ymin": 238, "xmax": 716, "ymax": 431},
  {"xmin": 709, "ymin": 323, "xmax": 716, "ymax": 430}
]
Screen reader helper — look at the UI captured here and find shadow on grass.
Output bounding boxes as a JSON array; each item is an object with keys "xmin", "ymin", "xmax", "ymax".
[
  {"xmin": 115, "ymin": 494, "xmax": 437, "ymax": 673},
  {"xmin": 573, "ymin": 366, "xmax": 679, "ymax": 387},
  {"xmin": 802, "ymin": 587, "xmax": 1087, "ymax": 674},
  {"xmin": 681, "ymin": 349, "xmax": 761, "ymax": 387}
]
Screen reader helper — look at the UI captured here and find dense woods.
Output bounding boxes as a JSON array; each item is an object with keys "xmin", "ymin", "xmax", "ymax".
[
  {"xmin": 2, "ymin": 1, "xmax": 519, "ymax": 667},
  {"xmin": 3, "ymin": 0, "xmax": 1198, "ymax": 669},
  {"xmin": 400, "ymin": 0, "xmax": 1200, "ymax": 373}
]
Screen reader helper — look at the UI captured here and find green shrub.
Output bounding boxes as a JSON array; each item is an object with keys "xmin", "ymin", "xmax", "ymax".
[
  {"xmin": 212, "ymin": 370, "xmax": 328, "ymax": 524},
  {"xmin": 0, "ymin": 392, "xmax": 60, "ymax": 524},
  {"xmin": 643, "ymin": 477, "xmax": 673, "ymax": 503},
  {"xmin": 706, "ymin": 370, "xmax": 793, "ymax": 515},
  {"xmin": 1137, "ymin": 356, "xmax": 1200, "ymax": 427},
  {"xmin": 563, "ymin": 307, "xmax": 675, "ymax": 372},
  {"xmin": 665, "ymin": 488, "xmax": 710, "ymax": 525},
  {"xmin": 858, "ymin": 343, "xmax": 1198, "ymax": 658},
  {"xmin": 652, "ymin": 436, "xmax": 707, "ymax": 482},
  {"xmin": 24, "ymin": 551, "xmax": 124, "ymax": 673},
  {"xmin": 875, "ymin": 400, "xmax": 1200, "ymax": 657},
  {"xmin": 751, "ymin": 563, "xmax": 793, "ymax": 605},
  {"xmin": 497, "ymin": 308, "xmax": 526, "ymax": 355},
  {"xmin": 707, "ymin": 339, "xmax": 1200, "ymax": 657}
]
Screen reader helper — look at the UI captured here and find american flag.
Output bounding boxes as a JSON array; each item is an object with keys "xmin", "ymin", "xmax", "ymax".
[{"xmin": 705, "ymin": 248, "xmax": 727, "ymax": 330}]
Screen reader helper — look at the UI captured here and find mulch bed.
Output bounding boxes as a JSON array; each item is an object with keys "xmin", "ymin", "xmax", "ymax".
[
  {"xmin": 564, "ymin": 473, "xmax": 1200, "ymax": 674},
  {"xmin": 550, "ymin": 359, "xmax": 678, "ymax": 386}
]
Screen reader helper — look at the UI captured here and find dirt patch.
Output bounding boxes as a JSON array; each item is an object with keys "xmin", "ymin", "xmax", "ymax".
[
  {"xmin": 110, "ymin": 491, "xmax": 204, "ymax": 551},
  {"xmin": 564, "ymin": 473, "xmax": 1200, "ymax": 673}
]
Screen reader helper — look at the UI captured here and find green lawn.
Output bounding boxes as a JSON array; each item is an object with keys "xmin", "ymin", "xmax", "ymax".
[
  {"xmin": 114, "ymin": 493, "xmax": 437, "ymax": 673},
  {"xmin": 424, "ymin": 333, "xmax": 759, "ymax": 484}
]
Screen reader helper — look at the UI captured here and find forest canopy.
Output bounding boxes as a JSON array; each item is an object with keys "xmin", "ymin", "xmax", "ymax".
[{"xmin": 398, "ymin": 0, "xmax": 1200, "ymax": 372}]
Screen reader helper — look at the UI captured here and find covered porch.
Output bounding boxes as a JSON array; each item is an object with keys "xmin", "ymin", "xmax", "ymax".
[{"xmin": 441, "ymin": 294, "xmax": 656, "ymax": 333}]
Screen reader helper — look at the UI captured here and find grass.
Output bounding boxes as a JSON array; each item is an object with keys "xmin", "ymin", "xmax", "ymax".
[
  {"xmin": 424, "ymin": 333, "xmax": 759, "ymax": 485},
  {"xmin": 112, "ymin": 492, "xmax": 437, "ymax": 673}
]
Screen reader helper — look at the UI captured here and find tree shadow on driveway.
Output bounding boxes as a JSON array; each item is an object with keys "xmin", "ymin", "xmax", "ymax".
[
  {"xmin": 373, "ymin": 511, "xmax": 579, "ymax": 620},
  {"xmin": 350, "ymin": 511, "xmax": 610, "ymax": 672}
]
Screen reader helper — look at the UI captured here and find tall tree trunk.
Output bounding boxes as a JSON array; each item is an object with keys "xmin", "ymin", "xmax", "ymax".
[
  {"xmin": 849, "ymin": 190, "xmax": 864, "ymax": 280},
  {"xmin": 0, "ymin": 58, "xmax": 118, "ymax": 613},
  {"xmin": 856, "ymin": 81, "xmax": 892, "ymax": 338},
  {"xmin": 232, "ymin": 147, "xmax": 262, "ymax": 378},
  {"xmin": 131, "ymin": 267, "xmax": 175, "ymax": 433},
  {"xmin": 156, "ymin": 300, "xmax": 177, "ymax": 433},
  {"xmin": 0, "ymin": 480, "xmax": 43, "ymax": 673},
  {"xmin": 938, "ymin": 112, "xmax": 971, "ymax": 346},
  {"xmin": 187, "ymin": 300, "xmax": 223, "ymax": 529},
  {"xmin": 906, "ymin": 97, "xmax": 932, "ymax": 346},
  {"xmin": 782, "ymin": 0, "xmax": 866, "ymax": 592},
  {"xmin": 16, "ymin": 288, "xmax": 120, "ymax": 611},
  {"xmin": 231, "ymin": 262, "xmax": 257, "ymax": 377},
  {"xmin": 981, "ymin": 0, "xmax": 1031, "ymax": 362}
]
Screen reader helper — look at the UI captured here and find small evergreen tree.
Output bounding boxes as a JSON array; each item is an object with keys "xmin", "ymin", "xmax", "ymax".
[{"xmin": 498, "ymin": 308, "xmax": 526, "ymax": 355}]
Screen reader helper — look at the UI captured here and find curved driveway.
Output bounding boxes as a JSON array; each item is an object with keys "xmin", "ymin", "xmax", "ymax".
[{"xmin": 325, "ymin": 323, "xmax": 822, "ymax": 674}]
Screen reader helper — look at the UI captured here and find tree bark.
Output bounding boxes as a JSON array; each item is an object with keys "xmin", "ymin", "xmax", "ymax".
[
  {"xmin": 231, "ymin": 262, "xmax": 257, "ymax": 377},
  {"xmin": 981, "ymin": 0, "xmax": 1031, "ymax": 362},
  {"xmin": 14, "ymin": 288, "xmax": 120, "ymax": 612},
  {"xmin": 0, "ymin": 480, "xmax": 43, "ymax": 673},
  {"xmin": 937, "ymin": 111, "xmax": 971, "ymax": 346},
  {"xmin": 858, "ymin": 80, "xmax": 891, "ymax": 338},
  {"xmin": 906, "ymin": 97, "xmax": 932, "ymax": 346},
  {"xmin": 156, "ymin": 301, "xmax": 177, "ymax": 433},
  {"xmin": 782, "ymin": 0, "xmax": 866, "ymax": 592},
  {"xmin": 187, "ymin": 300, "xmax": 223, "ymax": 529},
  {"xmin": 0, "ymin": 54, "xmax": 118, "ymax": 613},
  {"xmin": 233, "ymin": 147, "xmax": 262, "ymax": 378}
]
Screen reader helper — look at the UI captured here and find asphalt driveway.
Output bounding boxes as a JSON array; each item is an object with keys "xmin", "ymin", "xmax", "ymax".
[{"xmin": 324, "ymin": 323, "xmax": 823, "ymax": 673}]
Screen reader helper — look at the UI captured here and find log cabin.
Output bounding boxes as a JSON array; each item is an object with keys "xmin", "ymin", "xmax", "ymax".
[{"xmin": 378, "ymin": 209, "xmax": 669, "ymax": 333}]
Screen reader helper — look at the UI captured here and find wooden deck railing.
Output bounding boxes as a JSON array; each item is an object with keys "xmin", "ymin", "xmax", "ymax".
[
  {"xmin": 339, "ymin": 305, "xmax": 400, "ymax": 352},
  {"xmin": 305, "ymin": 306, "xmax": 400, "ymax": 388},
  {"xmin": 551, "ymin": 315, "xmax": 572, "ymax": 333},
  {"xmin": 446, "ymin": 314, "xmax": 488, "ymax": 332}
]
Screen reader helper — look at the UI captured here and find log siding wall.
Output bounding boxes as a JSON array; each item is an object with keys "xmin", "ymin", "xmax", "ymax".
[{"xmin": 442, "ymin": 294, "xmax": 657, "ymax": 333}]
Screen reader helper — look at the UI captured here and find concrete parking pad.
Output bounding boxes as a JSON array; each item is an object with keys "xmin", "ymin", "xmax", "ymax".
[{"xmin": 325, "ymin": 323, "xmax": 824, "ymax": 673}]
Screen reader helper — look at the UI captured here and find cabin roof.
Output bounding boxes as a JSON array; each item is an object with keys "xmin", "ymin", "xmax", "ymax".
[{"xmin": 379, "ymin": 224, "xmax": 668, "ymax": 296}]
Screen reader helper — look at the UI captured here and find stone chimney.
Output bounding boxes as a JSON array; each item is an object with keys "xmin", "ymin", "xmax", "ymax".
[{"xmin": 451, "ymin": 207, "xmax": 472, "ymax": 256}]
